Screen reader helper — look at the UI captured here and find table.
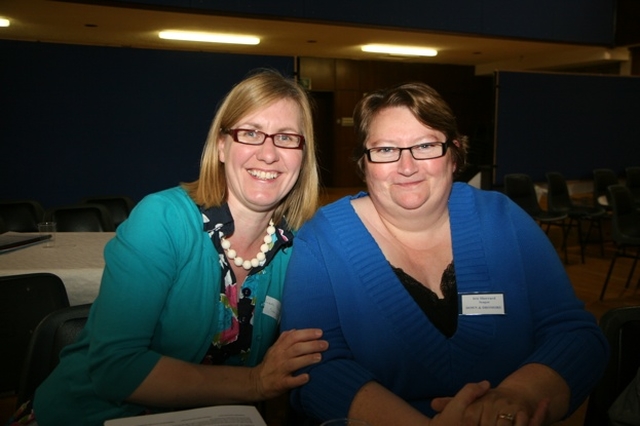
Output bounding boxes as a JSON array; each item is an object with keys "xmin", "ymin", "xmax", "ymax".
[{"xmin": 0, "ymin": 232, "xmax": 115, "ymax": 305}]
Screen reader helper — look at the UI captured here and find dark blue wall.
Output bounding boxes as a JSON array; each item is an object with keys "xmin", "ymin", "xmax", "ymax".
[
  {"xmin": 0, "ymin": 40, "xmax": 293, "ymax": 209},
  {"xmin": 494, "ymin": 71, "xmax": 640, "ymax": 184},
  {"xmin": 116, "ymin": 0, "xmax": 616, "ymax": 45}
]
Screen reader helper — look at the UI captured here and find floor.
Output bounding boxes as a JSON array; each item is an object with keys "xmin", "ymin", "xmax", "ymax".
[{"xmin": 1, "ymin": 215, "xmax": 639, "ymax": 426}]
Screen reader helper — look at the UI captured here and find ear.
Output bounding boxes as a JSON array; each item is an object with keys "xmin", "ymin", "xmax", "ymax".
[
  {"xmin": 218, "ymin": 135, "xmax": 226, "ymax": 163},
  {"xmin": 451, "ymin": 139, "xmax": 461, "ymax": 172}
]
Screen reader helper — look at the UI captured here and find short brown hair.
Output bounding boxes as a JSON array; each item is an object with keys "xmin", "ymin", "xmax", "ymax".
[
  {"xmin": 352, "ymin": 82, "xmax": 468, "ymax": 180},
  {"xmin": 183, "ymin": 69, "xmax": 319, "ymax": 229}
]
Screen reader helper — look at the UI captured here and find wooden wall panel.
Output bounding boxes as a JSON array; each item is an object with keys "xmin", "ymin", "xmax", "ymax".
[
  {"xmin": 631, "ymin": 47, "xmax": 640, "ymax": 76},
  {"xmin": 299, "ymin": 57, "xmax": 335, "ymax": 91},
  {"xmin": 333, "ymin": 90, "xmax": 364, "ymax": 187},
  {"xmin": 335, "ymin": 59, "xmax": 361, "ymax": 90},
  {"xmin": 299, "ymin": 57, "xmax": 494, "ymax": 188}
]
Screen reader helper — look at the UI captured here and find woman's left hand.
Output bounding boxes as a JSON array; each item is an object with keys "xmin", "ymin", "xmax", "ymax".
[
  {"xmin": 432, "ymin": 385, "xmax": 551, "ymax": 425},
  {"xmin": 432, "ymin": 363, "xmax": 569, "ymax": 425},
  {"xmin": 250, "ymin": 328, "xmax": 328, "ymax": 400}
]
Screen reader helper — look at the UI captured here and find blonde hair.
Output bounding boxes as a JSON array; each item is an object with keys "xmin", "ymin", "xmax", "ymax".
[{"xmin": 182, "ymin": 69, "xmax": 319, "ymax": 230}]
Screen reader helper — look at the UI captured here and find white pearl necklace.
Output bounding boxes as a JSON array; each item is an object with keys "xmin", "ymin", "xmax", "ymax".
[{"xmin": 221, "ymin": 220, "xmax": 276, "ymax": 270}]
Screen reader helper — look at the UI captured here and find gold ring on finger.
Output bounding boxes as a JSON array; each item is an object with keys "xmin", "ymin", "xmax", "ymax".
[{"xmin": 497, "ymin": 412, "xmax": 515, "ymax": 422}]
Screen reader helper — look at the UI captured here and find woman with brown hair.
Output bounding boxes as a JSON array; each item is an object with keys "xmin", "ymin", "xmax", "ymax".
[{"xmin": 282, "ymin": 81, "xmax": 608, "ymax": 425}]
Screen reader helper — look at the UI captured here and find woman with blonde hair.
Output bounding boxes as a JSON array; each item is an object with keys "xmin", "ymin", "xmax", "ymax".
[{"xmin": 32, "ymin": 69, "xmax": 327, "ymax": 426}]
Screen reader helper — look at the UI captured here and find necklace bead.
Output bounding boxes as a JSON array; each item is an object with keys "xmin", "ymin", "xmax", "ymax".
[{"xmin": 221, "ymin": 220, "xmax": 275, "ymax": 270}]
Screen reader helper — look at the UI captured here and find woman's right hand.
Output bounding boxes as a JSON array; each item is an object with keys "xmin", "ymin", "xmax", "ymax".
[
  {"xmin": 430, "ymin": 381, "xmax": 550, "ymax": 426},
  {"xmin": 250, "ymin": 328, "xmax": 328, "ymax": 400},
  {"xmin": 430, "ymin": 381, "xmax": 491, "ymax": 425}
]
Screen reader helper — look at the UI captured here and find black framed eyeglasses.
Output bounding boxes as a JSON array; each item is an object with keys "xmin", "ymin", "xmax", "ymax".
[
  {"xmin": 225, "ymin": 128, "xmax": 305, "ymax": 149},
  {"xmin": 364, "ymin": 141, "xmax": 450, "ymax": 163}
]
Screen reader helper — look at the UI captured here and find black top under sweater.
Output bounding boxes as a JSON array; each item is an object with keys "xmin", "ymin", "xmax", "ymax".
[{"xmin": 392, "ymin": 261, "xmax": 458, "ymax": 338}]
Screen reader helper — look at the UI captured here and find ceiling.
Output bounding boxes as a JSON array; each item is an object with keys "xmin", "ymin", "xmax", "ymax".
[{"xmin": 0, "ymin": 0, "xmax": 631, "ymax": 75}]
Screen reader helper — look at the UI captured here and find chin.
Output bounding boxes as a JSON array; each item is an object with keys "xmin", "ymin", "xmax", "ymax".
[
  {"xmin": 247, "ymin": 193, "xmax": 284, "ymax": 209},
  {"xmin": 392, "ymin": 195, "xmax": 429, "ymax": 210}
]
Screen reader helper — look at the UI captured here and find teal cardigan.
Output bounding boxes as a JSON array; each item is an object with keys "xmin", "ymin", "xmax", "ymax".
[{"xmin": 34, "ymin": 187, "xmax": 292, "ymax": 426}]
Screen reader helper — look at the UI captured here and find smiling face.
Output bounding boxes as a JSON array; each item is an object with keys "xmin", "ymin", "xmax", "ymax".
[
  {"xmin": 218, "ymin": 98, "xmax": 304, "ymax": 215},
  {"xmin": 364, "ymin": 106, "xmax": 456, "ymax": 214}
]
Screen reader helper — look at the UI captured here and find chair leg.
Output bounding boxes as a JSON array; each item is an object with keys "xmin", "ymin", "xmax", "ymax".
[
  {"xmin": 582, "ymin": 217, "xmax": 604, "ymax": 259},
  {"xmin": 597, "ymin": 218, "xmax": 605, "ymax": 257},
  {"xmin": 547, "ymin": 218, "xmax": 573, "ymax": 265},
  {"xmin": 576, "ymin": 218, "xmax": 585, "ymax": 264},
  {"xmin": 600, "ymin": 251, "xmax": 620, "ymax": 301},
  {"xmin": 624, "ymin": 249, "xmax": 640, "ymax": 289},
  {"xmin": 540, "ymin": 220, "xmax": 568, "ymax": 263},
  {"xmin": 584, "ymin": 220, "xmax": 593, "ymax": 253},
  {"xmin": 635, "ymin": 247, "xmax": 640, "ymax": 291},
  {"xmin": 558, "ymin": 221, "xmax": 569, "ymax": 265}
]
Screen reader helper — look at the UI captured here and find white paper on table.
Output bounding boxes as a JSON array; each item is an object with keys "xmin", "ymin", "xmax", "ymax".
[{"xmin": 104, "ymin": 405, "xmax": 267, "ymax": 426}]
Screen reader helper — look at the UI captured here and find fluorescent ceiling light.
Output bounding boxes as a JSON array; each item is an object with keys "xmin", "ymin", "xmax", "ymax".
[
  {"xmin": 159, "ymin": 30, "xmax": 259, "ymax": 45},
  {"xmin": 0, "ymin": 18, "xmax": 10, "ymax": 27},
  {"xmin": 362, "ymin": 44, "xmax": 437, "ymax": 57}
]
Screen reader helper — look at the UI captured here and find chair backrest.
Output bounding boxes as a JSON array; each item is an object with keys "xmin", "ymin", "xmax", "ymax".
[
  {"xmin": 584, "ymin": 306, "xmax": 640, "ymax": 426},
  {"xmin": 0, "ymin": 273, "xmax": 70, "ymax": 394},
  {"xmin": 80, "ymin": 196, "xmax": 135, "ymax": 229},
  {"xmin": 607, "ymin": 184, "xmax": 640, "ymax": 245},
  {"xmin": 15, "ymin": 304, "xmax": 91, "ymax": 408},
  {"xmin": 45, "ymin": 204, "xmax": 115, "ymax": 232},
  {"xmin": 625, "ymin": 166, "xmax": 640, "ymax": 200},
  {"xmin": 0, "ymin": 200, "xmax": 45, "ymax": 232},
  {"xmin": 545, "ymin": 171, "xmax": 573, "ymax": 213},
  {"xmin": 503, "ymin": 173, "xmax": 542, "ymax": 216},
  {"xmin": 593, "ymin": 168, "xmax": 619, "ymax": 207},
  {"xmin": 625, "ymin": 167, "xmax": 640, "ymax": 187}
]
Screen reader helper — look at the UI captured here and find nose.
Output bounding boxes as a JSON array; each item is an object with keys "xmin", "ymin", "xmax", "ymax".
[
  {"xmin": 256, "ymin": 135, "xmax": 279, "ymax": 163},
  {"xmin": 397, "ymin": 149, "xmax": 417, "ymax": 174}
]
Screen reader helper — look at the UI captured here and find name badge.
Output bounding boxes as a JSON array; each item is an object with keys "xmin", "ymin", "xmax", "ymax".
[
  {"xmin": 459, "ymin": 293, "xmax": 506, "ymax": 315},
  {"xmin": 263, "ymin": 295, "xmax": 281, "ymax": 321}
]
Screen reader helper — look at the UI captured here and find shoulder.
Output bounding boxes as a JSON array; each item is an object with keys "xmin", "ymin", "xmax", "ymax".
[
  {"xmin": 451, "ymin": 182, "xmax": 517, "ymax": 211},
  {"xmin": 138, "ymin": 186, "xmax": 193, "ymax": 209},
  {"xmin": 295, "ymin": 193, "xmax": 362, "ymax": 243},
  {"xmin": 304, "ymin": 194, "xmax": 360, "ymax": 227},
  {"xmin": 115, "ymin": 186, "xmax": 202, "ymax": 247},
  {"xmin": 130, "ymin": 187, "xmax": 198, "ymax": 221},
  {"xmin": 451, "ymin": 182, "xmax": 508, "ymax": 204},
  {"xmin": 449, "ymin": 182, "xmax": 529, "ymax": 226}
]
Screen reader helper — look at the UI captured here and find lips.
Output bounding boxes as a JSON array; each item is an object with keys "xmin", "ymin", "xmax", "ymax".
[
  {"xmin": 248, "ymin": 169, "xmax": 279, "ymax": 180},
  {"xmin": 395, "ymin": 180, "xmax": 422, "ymax": 187}
]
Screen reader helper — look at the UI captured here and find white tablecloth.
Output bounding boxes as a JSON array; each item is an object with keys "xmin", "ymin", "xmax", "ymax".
[{"xmin": 0, "ymin": 232, "xmax": 115, "ymax": 305}]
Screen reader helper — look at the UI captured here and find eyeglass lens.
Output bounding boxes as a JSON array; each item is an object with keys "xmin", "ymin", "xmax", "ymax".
[
  {"xmin": 367, "ymin": 142, "xmax": 447, "ymax": 162},
  {"xmin": 230, "ymin": 129, "xmax": 303, "ymax": 149}
]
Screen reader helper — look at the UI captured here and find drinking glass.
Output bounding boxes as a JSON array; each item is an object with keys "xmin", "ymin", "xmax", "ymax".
[{"xmin": 38, "ymin": 221, "xmax": 57, "ymax": 248}]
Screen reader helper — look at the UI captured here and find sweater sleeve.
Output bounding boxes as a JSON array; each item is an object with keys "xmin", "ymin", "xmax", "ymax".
[
  {"xmin": 85, "ymin": 189, "xmax": 196, "ymax": 400},
  {"xmin": 502, "ymin": 195, "xmax": 609, "ymax": 414},
  {"xmin": 282, "ymin": 201, "xmax": 375, "ymax": 421}
]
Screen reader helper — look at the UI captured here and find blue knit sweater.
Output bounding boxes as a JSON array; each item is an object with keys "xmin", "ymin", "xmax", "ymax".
[
  {"xmin": 282, "ymin": 183, "xmax": 608, "ymax": 422},
  {"xmin": 34, "ymin": 187, "xmax": 292, "ymax": 426}
]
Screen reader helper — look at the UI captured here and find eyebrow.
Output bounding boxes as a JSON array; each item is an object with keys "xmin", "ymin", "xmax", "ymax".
[
  {"xmin": 235, "ymin": 123, "xmax": 301, "ymax": 133},
  {"xmin": 367, "ymin": 136, "xmax": 444, "ymax": 147}
]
